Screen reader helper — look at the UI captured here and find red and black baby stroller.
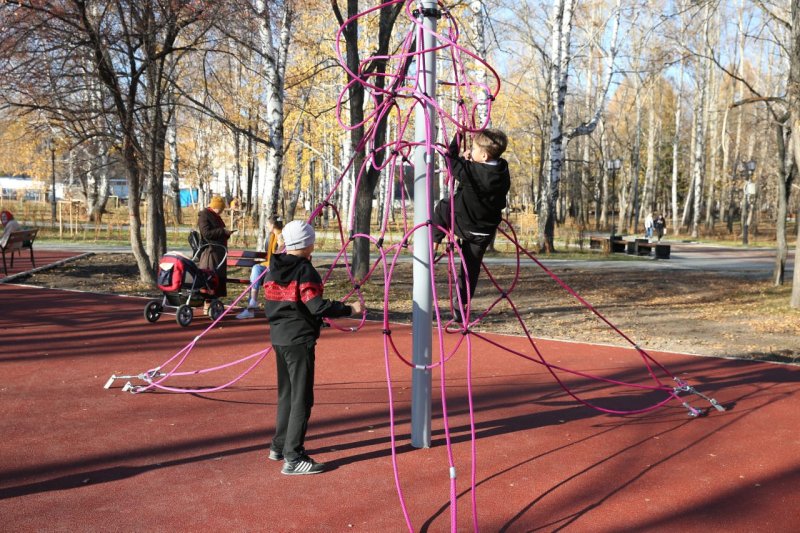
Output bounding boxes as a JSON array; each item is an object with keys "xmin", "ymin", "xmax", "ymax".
[{"xmin": 143, "ymin": 242, "xmax": 227, "ymax": 327}]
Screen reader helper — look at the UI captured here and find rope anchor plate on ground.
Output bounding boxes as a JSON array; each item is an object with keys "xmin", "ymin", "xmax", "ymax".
[{"xmin": 674, "ymin": 379, "xmax": 726, "ymax": 416}]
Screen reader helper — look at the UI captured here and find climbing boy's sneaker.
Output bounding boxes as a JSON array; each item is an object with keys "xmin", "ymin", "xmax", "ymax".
[
  {"xmin": 281, "ymin": 454, "xmax": 325, "ymax": 475},
  {"xmin": 268, "ymin": 449, "xmax": 283, "ymax": 461}
]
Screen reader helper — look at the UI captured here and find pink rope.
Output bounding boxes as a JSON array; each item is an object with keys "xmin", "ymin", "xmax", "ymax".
[{"xmin": 119, "ymin": 3, "xmax": 719, "ymax": 530}]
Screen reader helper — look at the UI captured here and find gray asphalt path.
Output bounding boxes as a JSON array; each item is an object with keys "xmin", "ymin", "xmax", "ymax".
[{"xmin": 37, "ymin": 239, "xmax": 795, "ymax": 278}]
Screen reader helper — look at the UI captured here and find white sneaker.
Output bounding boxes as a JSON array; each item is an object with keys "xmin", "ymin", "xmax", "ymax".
[{"xmin": 236, "ymin": 308, "xmax": 255, "ymax": 319}]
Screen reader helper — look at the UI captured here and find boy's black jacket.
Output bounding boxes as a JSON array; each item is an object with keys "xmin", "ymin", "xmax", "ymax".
[
  {"xmin": 446, "ymin": 139, "xmax": 511, "ymax": 234},
  {"xmin": 264, "ymin": 253, "xmax": 352, "ymax": 345}
]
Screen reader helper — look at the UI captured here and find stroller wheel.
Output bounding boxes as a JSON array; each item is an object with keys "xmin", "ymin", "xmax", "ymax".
[
  {"xmin": 209, "ymin": 299, "xmax": 225, "ymax": 320},
  {"xmin": 176, "ymin": 304, "xmax": 193, "ymax": 327},
  {"xmin": 144, "ymin": 300, "xmax": 163, "ymax": 323}
]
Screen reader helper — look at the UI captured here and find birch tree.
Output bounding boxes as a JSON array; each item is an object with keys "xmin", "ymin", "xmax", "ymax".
[
  {"xmin": 538, "ymin": 0, "xmax": 621, "ymax": 252},
  {"xmin": 686, "ymin": 3, "xmax": 710, "ymax": 237},
  {"xmin": 254, "ymin": 0, "xmax": 293, "ymax": 249},
  {"xmin": 786, "ymin": 0, "xmax": 800, "ymax": 307}
]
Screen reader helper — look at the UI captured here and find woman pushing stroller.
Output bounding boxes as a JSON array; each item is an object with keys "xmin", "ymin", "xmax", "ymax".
[{"xmin": 198, "ymin": 196, "xmax": 235, "ymax": 312}]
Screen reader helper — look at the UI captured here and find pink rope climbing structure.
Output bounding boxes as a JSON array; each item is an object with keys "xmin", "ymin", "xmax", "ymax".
[{"xmin": 110, "ymin": 2, "xmax": 725, "ymax": 531}]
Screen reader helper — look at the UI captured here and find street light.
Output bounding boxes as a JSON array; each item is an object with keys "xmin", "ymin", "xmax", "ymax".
[
  {"xmin": 737, "ymin": 160, "xmax": 756, "ymax": 245},
  {"xmin": 606, "ymin": 158, "xmax": 622, "ymax": 238}
]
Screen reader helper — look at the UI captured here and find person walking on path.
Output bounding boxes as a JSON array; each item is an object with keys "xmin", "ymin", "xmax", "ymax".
[
  {"xmin": 654, "ymin": 213, "xmax": 666, "ymax": 241},
  {"xmin": 644, "ymin": 213, "xmax": 654, "ymax": 240}
]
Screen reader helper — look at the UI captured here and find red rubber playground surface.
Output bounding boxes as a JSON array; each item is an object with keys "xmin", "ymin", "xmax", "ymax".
[
  {"xmin": 2, "ymin": 262, "xmax": 800, "ymax": 531},
  {"xmin": 0, "ymin": 249, "xmax": 81, "ymax": 281}
]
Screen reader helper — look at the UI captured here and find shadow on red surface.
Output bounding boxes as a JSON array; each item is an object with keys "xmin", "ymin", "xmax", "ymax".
[{"xmin": 1, "ymin": 284, "xmax": 799, "ymax": 531}]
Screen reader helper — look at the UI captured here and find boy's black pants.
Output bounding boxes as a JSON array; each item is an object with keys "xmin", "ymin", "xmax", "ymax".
[
  {"xmin": 431, "ymin": 199, "xmax": 494, "ymax": 320},
  {"xmin": 271, "ymin": 342, "xmax": 316, "ymax": 462}
]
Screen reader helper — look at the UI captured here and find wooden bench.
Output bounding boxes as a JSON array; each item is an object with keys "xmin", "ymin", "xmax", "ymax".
[
  {"xmin": 589, "ymin": 236, "xmax": 612, "ymax": 253},
  {"xmin": 226, "ymin": 249, "xmax": 268, "ymax": 285},
  {"xmin": 1, "ymin": 228, "xmax": 38, "ymax": 274},
  {"xmin": 610, "ymin": 239, "xmax": 627, "ymax": 253},
  {"xmin": 636, "ymin": 242, "xmax": 671, "ymax": 259},
  {"xmin": 626, "ymin": 238, "xmax": 650, "ymax": 255}
]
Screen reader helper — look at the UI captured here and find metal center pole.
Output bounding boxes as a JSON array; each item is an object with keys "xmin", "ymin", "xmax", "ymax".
[{"xmin": 411, "ymin": 1, "xmax": 437, "ymax": 449}]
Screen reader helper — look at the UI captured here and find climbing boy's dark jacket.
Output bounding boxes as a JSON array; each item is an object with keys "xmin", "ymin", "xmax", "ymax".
[{"xmin": 446, "ymin": 139, "xmax": 511, "ymax": 234}]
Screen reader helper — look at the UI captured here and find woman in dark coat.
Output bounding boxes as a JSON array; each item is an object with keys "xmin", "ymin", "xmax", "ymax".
[{"xmin": 198, "ymin": 196, "xmax": 233, "ymax": 298}]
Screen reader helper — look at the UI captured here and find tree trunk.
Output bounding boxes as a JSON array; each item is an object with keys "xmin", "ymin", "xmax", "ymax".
[
  {"xmin": 642, "ymin": 85, "xmax": 657, "ymax": 222},
  {"xmin": 789, "ymin": 0, "xmax": 800, "ymax": 308},
  {"xmin": 332, "ymin": 0, "xmax": 403, "ymax": 280},
  {"xmin": 538, "ymin": 0, "xmax": 571, "ymax": 253},
  {"xmin": 773, "ymin": 122, "xmax": 793, "ymax": 285},
  {"xmin": 629, "ymin": 79, "xmax": 643, "ymax": 232},
  {"xmin": 470, "ymin": 1, "xmax": 489, "ymax": 127},
  {"xmin": 233, "ymin": 130, "xmax": 242, "ymax": 201},
  {"xmin": 167, "ymin": 93, "xmax": 182, "ymax": 224},
  {"xmin": 143, "ymin": 58, "xmax": 168, "ymax": 266},
  {"xmin": 691, "ymin": 5, "xmax": 711, "ymax": 239},
  {"xmin": 287, "ymin": 121, "xmax": 304, "ymax": 220},
  {"xmin": 256, "ymin": 0, "xmax": 292, "ymax": 249},
  {"xmin": 246, "ymin": 124, "xmax": 255, "ymax": 215},
  {"xmin": 598, "ymin": 119, "xmax": 607, "ymax": 229},
  {"xmin": 705, "ymin": 64, "xmax": 720, "ymax": 230}
]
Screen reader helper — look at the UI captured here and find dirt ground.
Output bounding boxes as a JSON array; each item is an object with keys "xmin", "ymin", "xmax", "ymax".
[{"xmin": 18, "ymin": 252, "xmax": 800, "ymax": 364}]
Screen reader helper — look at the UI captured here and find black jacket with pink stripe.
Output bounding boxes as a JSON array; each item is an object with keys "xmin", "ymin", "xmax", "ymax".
[{"xmin": 264, "ymin": 253, "xmax": 352, "ymax": 345}]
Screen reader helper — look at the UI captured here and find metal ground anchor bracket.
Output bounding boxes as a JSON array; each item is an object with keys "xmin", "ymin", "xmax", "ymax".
[{"xmin": 674, "ymin": 379, "xmax": 726, "ymax": 416}]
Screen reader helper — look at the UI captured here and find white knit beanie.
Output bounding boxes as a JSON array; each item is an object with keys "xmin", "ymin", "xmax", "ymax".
[{"xmin": 282, "ymin": 220, "xmax": 315, "ymax": 250}]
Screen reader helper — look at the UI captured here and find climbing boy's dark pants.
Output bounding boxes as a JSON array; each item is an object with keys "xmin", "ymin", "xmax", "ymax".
[
  {"xmin": 431, "ymin": 199, "xmax": 495, "ymax": 321},
  {"xmin": 271, "ymin": 342, "xmax": 316, "ymax": 462}
]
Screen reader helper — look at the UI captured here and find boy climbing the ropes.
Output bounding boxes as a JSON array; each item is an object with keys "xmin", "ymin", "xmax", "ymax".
[
  {"xmin": 263, "ymin": 220, "xmax": 363, "ymax": 475},
  {"xmin": 432, "ymin": 128, "xmax": 511, "ymax": 323}
]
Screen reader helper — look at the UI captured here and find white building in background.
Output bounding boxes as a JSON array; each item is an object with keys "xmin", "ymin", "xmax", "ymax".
[{"xmin": 0, "ymin": 176, "xmax": 64, "ymax": 201}]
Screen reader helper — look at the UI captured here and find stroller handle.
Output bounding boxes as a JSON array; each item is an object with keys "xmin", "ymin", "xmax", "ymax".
[{"xmin": 193, "ymin": 242, "xmax": 228, "ymax": 271}]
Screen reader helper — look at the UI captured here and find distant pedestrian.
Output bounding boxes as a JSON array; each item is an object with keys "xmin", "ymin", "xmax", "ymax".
[
  {"xmin": 644, "ymin": 213, "xmax": 654, "ymax": 240},
  {"xmin": 654, "ymin": 214, "xmax": 666, "ymax": 241}
]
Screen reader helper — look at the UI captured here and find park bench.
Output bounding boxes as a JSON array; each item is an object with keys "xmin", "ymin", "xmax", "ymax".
[
  {"xmin": 590, "ymin": 236, "xmax": 628, "ymax": 253},
  {"xmin": 589, "ymin": 235, "xmax": 670, "ymax": 259},
  {"xmin": 589, "ymin": 236, "xmax": 612, "ymax": 253},
  {"xmin": 610, "ymin": 238, "xmax": 627, "ymax": 253},
  {"xmin": 626, "ymin": 238, "xmax": 650, "ymax": 255},
  {"xmin": 226, "ymin": 249, "xmax": 268, "ymax": 286},
  {"xmin": 636, "ymin": 241, "xmax": 671, "ymax": 259},
  {"xmin": 1, "ymin": 228, "xmax": 39, "ymax": 274}
]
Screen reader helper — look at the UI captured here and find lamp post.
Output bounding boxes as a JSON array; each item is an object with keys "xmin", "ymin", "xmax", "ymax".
[
  {"xmin": 738, "ymin": 160, "xmax": 756, "ymax": 245},
  {"xmin": 606, "ymin": 158, "xmax": 622, "ymax": 238},
  {"xmin": 48, "ymin": 138, "xmax": 56, "ymax": 223}
]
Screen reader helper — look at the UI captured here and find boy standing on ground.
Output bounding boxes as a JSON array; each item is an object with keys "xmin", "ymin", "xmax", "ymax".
[
  {"xmin": 263, "ymin": 220, "xmax": 363, "ymax": 475},
  {"xmin": 431, "ymin": 128, "xmax": 511, "ymax": 322}
]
